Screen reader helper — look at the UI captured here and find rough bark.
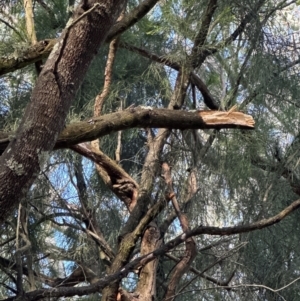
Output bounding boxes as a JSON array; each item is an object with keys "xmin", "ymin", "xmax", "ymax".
[{"xmin": 0, "ymin": 0, "xmax": 126, "ymax": 223}]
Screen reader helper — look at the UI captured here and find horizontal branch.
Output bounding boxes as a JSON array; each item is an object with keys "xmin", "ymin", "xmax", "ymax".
[
  {"xmin": 2, "ymin": 198, "xmax": 299, "ymax": 301},
  {"xmin": 0, "ymin": 106, "xmax": 254, "ymax": 153}
]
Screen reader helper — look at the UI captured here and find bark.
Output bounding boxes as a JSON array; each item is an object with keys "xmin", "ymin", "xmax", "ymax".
[
  {"xmin": 100, "ymin": 69, "xmax": 191, "ymax": 300},
  {"xmin": 0, "ymin": 0, "xmax": 126, "ymax": 224},
  {"xmin": 93, "ymin": 36, "xmax": 119, "ymax": 117},
  {"xmin": 24, "ymin": 0, "xmax": 37, "ymax": 44},
  {"xmin": 100, "ymin": 198, "xmax": 170, "ymax": 301}
]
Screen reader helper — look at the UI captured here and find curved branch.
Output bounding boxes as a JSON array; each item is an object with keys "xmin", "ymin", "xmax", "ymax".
[
  {"xmin": 71, "ymin": 143, "xmax": 139, "ymax": 211},
  {"xmin": 2, "ymin": 198, "xmax": 300, "ymax": 301},
  {"xmin": 106, "ymin": 0, "xmax": 159, "ymax": 42}
]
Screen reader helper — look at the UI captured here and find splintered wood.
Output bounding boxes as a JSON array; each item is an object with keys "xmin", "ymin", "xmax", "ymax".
[{"xmin": 198, "ymin": 110, "xmax": 255, "ymax": 128}]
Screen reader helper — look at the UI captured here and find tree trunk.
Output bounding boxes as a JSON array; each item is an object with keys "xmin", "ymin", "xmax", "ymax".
[{"xmin": 0, "ymin": 0, "xmax": 126, "ymax": 223}]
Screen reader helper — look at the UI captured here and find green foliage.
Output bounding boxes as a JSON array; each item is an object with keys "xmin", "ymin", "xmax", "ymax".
[{"xmin": 2, "ymin": 0, "xmax": 300, "ymax": 300}]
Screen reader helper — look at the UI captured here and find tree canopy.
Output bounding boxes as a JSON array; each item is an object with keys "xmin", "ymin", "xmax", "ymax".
[{"xmin": 1, "ymin": 0, "xmax": 300, "ymax": 300}]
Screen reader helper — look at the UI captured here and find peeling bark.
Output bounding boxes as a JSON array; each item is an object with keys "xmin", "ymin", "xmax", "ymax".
[{"xmin": 135, "ymin": 222, "xmax": 161, "ymax": 301}]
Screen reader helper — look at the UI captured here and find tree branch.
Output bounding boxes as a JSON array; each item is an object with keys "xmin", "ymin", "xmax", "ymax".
[
  {"xmin": 161, "ymin": 163, "xmax": 197, "ymax": 301},
  {"xmin": 2, "ymin": 198, "xmax": 300, "ymax": 301},
  {"xmin": 0, "ymin": 0, "xmax": 159, "ymax": 77},
  {"xmin": 71, "ymin": 143, "xmax": 139, "ymax": 211},
  {"xmin": 119, "ymin": 42, "xmax": 220, "ymax": 109},
  {"xmin": 0, "ymin": 107, "xmax": 254, "ymax": 154},
  {"xmin": 106, "ymin": 0, "xmax": 159, "ymax": 42},
  {"xmin": 191, "ymin": 0, "xmax": 218, "ymax": 68}
]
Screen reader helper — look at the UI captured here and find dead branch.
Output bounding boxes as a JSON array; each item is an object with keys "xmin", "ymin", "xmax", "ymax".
[{"xmin": 0, "ymin": 107, "xmax": 254, "ymax": 154}]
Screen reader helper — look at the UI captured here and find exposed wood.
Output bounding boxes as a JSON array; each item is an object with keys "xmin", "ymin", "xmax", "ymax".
[{"xmin": 135, "ymin": 222, "xmax": 162, "ymax": 301}]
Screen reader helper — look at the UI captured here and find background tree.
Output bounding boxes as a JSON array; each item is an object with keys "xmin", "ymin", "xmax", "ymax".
[{"xmin": 0, "ymin": 0, "xmax": 300, "ymax": 300}]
